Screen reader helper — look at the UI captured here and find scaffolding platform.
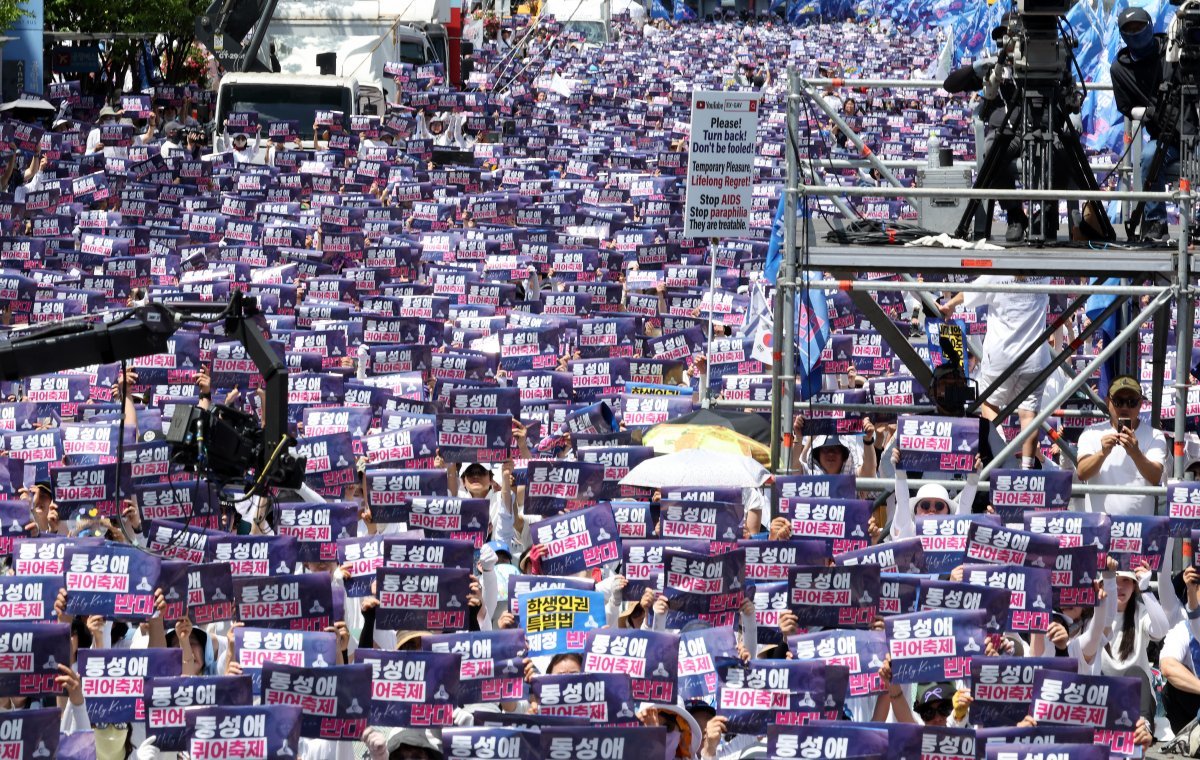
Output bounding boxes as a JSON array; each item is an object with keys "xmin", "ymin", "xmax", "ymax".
[{"xmin": 806, "ymin": 244, "xmax": 1180, "ymax": 277}]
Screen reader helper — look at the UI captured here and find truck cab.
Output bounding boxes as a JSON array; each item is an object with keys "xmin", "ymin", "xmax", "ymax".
[{"xmin": 214, "ymin": 72, "xmax": 359, "ymax": 144}]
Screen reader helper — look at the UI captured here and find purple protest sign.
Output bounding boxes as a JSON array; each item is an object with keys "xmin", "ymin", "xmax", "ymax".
[
  {"xmin": 185, "ymin": 704, "xmax": 302, "ymax": 759},
  {"xmin": 1050, "ymin": 545, "xmax": 1100, "ymax": 607},
  {"xmin": 235, "ymin": 572, "xmax": 334, "ymax": 631},
  {"xmin": 916, "ymin": 514, "xmax": 1003, "ymax": 574},
  {"xmin": 989, "ymin": 469, "xmax": 1073, "ymax": 523},
  {"xmin": 362, "ymin": 424, "xmax": 439, "ymax": 468},
  {"xmin": 133, "ymin": 479, "xmax": 218, "ymax": 529},
  {"xmin": 211, "ymin": 534, "xmax": 298, "ymax": 577},
  {"xmin": 79, "ymin": 648, "xmax": 183, "ymax": 724},
  {"xmin": 752, "ymin": 581, "xmax": 790, "ymax": 648},
  {"xmin": 537, "ymin": 725, "xmax": 665, "ymax": 757},
  {"xmin": 399, "ymin": 496, "xmax": 489, "ymax": 547},
  {"xmin": 969, "ymin": 656, "xmax": 1077, "ymax": 728},
  {"xmin": 261, "ymin": 662, "xmax": 372, "ymax": 740},
  {"xmin": 276, "ymin": 501, "xmax": 358, "ymax": 562},
  {"xmin": 836, "ymin": 537, "xmax": 927, "ymax": 574},
  {"xmin": 1031, "ymin": 670, "xmax": 1145, "ymax": 757},
  {"xmin": 885, "ymin": 609, "xmax": 987, "ymax": 684},
  {"xmin": 608, "ymin": 500, "xmax": 656, "ymax": 538},
  {"xmin": 1169, "ymin": 480, "xmax": 1200, "ymax": 536},
  {"xmin": 52, "ymin": 463, "xmax": 118, "ymax": 518},
  {"xmin": 622, "ymin": 539, "xmax": 710, "ymax": 600},
  {"xmin": 896, "ymin": 415, "xmax": 982, "ymax": 474},
  {"xmin": 443, "ymin": 727, "xmax": 539, "ymax": 760},
  {"xmin": 376, "ymin": 566, "xmax": 471, "ymax": 632},
  {"xmin": 961, "ymin": 565, "xmax": 1054, "ymax": 634},
  {"xmin": 678, "ymin": 626, "xmax": 738, "ymax": 703},
  {"xmin": 964, "ymin": 523, "xmax": 1059, "ymax": 570},
  {"xmin": 532, "ymin": 672, "xmax": 637, "ymax": 725},
  {"xmin": 1025, "ymin": 512, "xmax": 1111, "ymax": 560},
  {"xmin": 773, "ymin": 474, "xmax": 858, "ymax": 509},
  {"xmin": 533, "ymin": 504, "xmax": 621, "ymax": 575},
  {"xmin": 790, "ymin": 630, "xmax": 888, "ymax": 698},
  {"xmin": 742, "ymin": 539, "xmax": 828, "ymax": 582},
  {"xmin": 984, "ymin": 744, "xmax": 1109, "ymax": 760},
  {"xmin": 0, "ymin": 576, "xmax": 60, "ymax": 621},
  {"xmin": 1110, "ymin": 515, "xmax": 1169, "ymax": 570},
  {"xmin": 584, "ymin": 629, "xmax": 679, "ymax": 704},
  {"xmin": 0, "ymin": 621, "xmax": 70, "ymax": 697},
  {"xmin": 781, "ymin": 498, "xmax": 872, "ymax": 554},
  {"xmin": 524, "ymin": 460, "xmax": 606, "ymax": 516},
  {"xmin": 918, "ymin": 579, "xmax": 1012, "ymax": 633},
  {"xmin": 717, "ymin": 659, "xmax": 828, "ymax": 734},
  {"xmin": 0, "ymin": 708, "xmax": 59, "ymax": 759},
  {"xmin": 767, "ymin": 723, "xmax": 890, "ymax": 759},
  {"xmin": 294, "ymin": 433, "xmax": 357, "ymax": 495},
  {"xmin": 354, "ymin": 649, "xmax": 460, "ymax": 728},
  {"xmin": 337, "ymin": 535, "xmax": 384, "ymax": 597},
  {"xmin": 144, "ymin": 675, "xmax": 254, "ymax": 751},
  {"xmin": 364, "ymin": 468, "xmax": 448, "ymax": 519},
  {"xmin": 232, "ymin": 628, "xmax": 338, "ymax": 696},
  {"xmin": 519, "ymin": 588, "xmax": 606, "ymax": 656},
  {"xmin": 424, "ymin": 629, "xmax": 527, "ymax": 703},
  {"xmin": 437, "ymin": 413, "xmax": 514, "ymax": 463},
  {"xmin": 64, "ymin": 543, "xmax": 161, "ymax": 620},
  {"xmin": 383, "ymin": 537, "xmax": 474, "ymax": 573},
  {"xmin": 662, "ymin": 548, "xmax": 746, "ymax": 629},
  {"xmin": 660, "ymin": 500, "xmax": 743, "ymax": 545},
  {"xmin": 787, "ymin": 564, "xmax": 880, "ymax": 629},
  {"xmin": 186, "ymin": 562, "xmax": 235, "ymax": 626},
  {"xmin": 805, "ymin": 390, "xmax": 867, "ymax": 436}
]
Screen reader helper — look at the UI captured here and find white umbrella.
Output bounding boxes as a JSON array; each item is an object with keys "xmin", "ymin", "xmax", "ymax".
[{"xmin": 619, "ymin": 449, "xmax": 770, "ymax": 489}]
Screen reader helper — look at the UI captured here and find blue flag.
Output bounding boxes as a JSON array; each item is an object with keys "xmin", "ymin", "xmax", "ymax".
[
  {"xmin": 674, "ymin": 0, "xmax": 696, "ymax": 22},
  {"xmin": 797, "ymin": 285, "xmax": 830, "ymax": 400},
  {"xmin": 647, "ymin": 0, "xmax": 671, "ymax": 19},
  {"xmin": 764, "ymin": 193, "xmax": 786, "ymax": 286}
]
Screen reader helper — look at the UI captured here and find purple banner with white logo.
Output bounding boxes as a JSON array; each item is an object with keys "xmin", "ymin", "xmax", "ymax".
[
  {"xmin": 964, "ymin": 523, "xmax": 1059, "ymax": 570},
  {"xmin": 662, "ymin": 548, "xmax": 746, "ymax": 630},
  {"xmin": 961, "ymin": 565, "xmax": 1054, "ymax": 634},
  {"xmin": 0, "ymin": 621, "xmax": 70, "ymax": 697},
  {"xmin": 64, "ymin": 543, "xmax": 161, "ymax": 620},
  {"xmin": 660, "ymin": 500, "xmax": 743, "ymax": 545},
  {"xmin": 442, "ymin": 727, "xmax": 539, "ymax": 760},
  {"xmin": 989, "ymin": 469, "xmax": 1073, "ymax": 523},
  {"xmin": 1111, "ymin": 515, "xmax": 1168, "ymax": 571},
  {"xmin": 234, "ymin": 572, "xmax": 334, "ymax": 631},
  {"xmin": 1031, "ymin": 670, "xmax": 1144, "ymax": 757},
  {"xmin": 916, "ymin": 514, "xmax": 1003, "ymax": 574},
  {"xmin": 376, "ymin": 566, "xmax": 471, "ymax": 632},
  {"xmin": 787, "ymin": 564, "xmax": 880, "ymax": 629},
  {"xmin": 532, "ymin": 672, "xmax": 637, "ymax": 725},
  {"xmin": 79, "ymin": 648, "xmax": 183, "ymax": 724},
  {"xmin": 354, "ymin": 649, "xmax": 460, "ymax": 728},
  {"xmin": 188, "ymin": 562, "xmax": 236, "ymax": 626},
  {"xmin": 383, "ymin": 536, "xmax": 474, "ymax": 572},
  {"xmin": 524, "ymin": 460, "xmax": 606, "ymax": 516},
  {"xmin": 969, "ymin": 656, "xmax": 1077, "ymax": 728},
  {"xmin": 0, "ymin": 708, "xmax": 59, "ymax": 759},
  {"xmin": 836, "ymin": 537, "xmax": 927, "ymax": 574},
  {"xmin": 232, "ymin": 628, "xmax": 338, "ymax": 696},
  {"xmin": 276, "ymin": 501, "xmax": 359, "ymax": 562},
  {"xmin": 261, "ymin": 662, "xmax": 372, "ymax": 740},
  {"xmin": 400, "ymin": 496, "xmax": 489, "ymax": 547},
  {"xmin": 424, "ymin": 629, "xmax": 527, "ymax": 703},
  {"xmin": 743, "ymin": 539, "xmax": 828, "ymax": 582},
  {"xmin": 885, "ymin": 609, "xmax": 987, "ymax": 684},
  {"xmin": 781, "ymin": 498, "xmax": 872, "ymax": 555},
  {"xmin": 533, "ymin": 504, "xmax": 621, "ymax": 575},
  {"xmin": 896, "ymin": 415, "xmax": 982, "ymax": 474},
  {"xmin": 0, "ymin": 576, "xmax": 59, "ymax": 621},
  {"xmin": 185, "ymin": 704, "xmax": 302, "ymax": 759},
  {"xmin": 144, "ymin": 675, "xmax": 254, "ymax": 751},
  {"xmin": 767, "ymin": 723, "xmax": 890, "ymax": 759},
  {"xmin": 918, "ymin": 579, "xmax": 1012, "ymax": 633},
  {"xmin": 677, "ymin": 626, "xmax": 739, "ymax": 703},
  {"xmin": 773, "ymin": 474, "xmax": 858, "ymax": 509},
  {"xmin": 790, "ymin": 630, "xmax": 888, "ymax": 698},
  {"xmin": 717, "ymin": 659, "xmax": 828, "ymax": 734},
  {"xmin": 1050, "ymin": 545, "xmax": 1100, "ymax": 607},
  {"xmin": 337, "ymin": 535, "xmax": 384, "ymax": 597},
  {"xmin": 584, "ymin": 629, "xmax": 678, "ymax": 705}
]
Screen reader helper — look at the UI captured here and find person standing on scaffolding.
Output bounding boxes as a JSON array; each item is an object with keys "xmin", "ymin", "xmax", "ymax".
[{"xmin": 938, "ymin": 276, "xmax": 1050, "ymax": 470}]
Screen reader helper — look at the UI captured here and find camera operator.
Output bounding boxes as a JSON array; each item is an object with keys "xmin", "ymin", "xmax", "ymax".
[
  {"xmin": 1111, "ymin": 7, "xmax": 1175, "ymax": 243},
  {"xmin": 943, "ymin": 18, "xmax": 1030, "ymax": 243}
]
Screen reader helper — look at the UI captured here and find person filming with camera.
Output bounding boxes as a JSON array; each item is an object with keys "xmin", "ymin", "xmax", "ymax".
[
  {"xmin": 1075, "ymin": 375, "xmax": 1166, "ymax": 518},
  {"xmin": 1111, "ymin": 6, "xmax": 1176, "ymax": 243}
]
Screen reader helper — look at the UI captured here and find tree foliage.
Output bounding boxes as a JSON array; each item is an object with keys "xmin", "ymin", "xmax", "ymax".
[
  {"xmin": 0, "ymin": 0, "xmax": 30, "ymax": 38},
  {"xmin": 44, "ymin": 0, "xmax": 209, "ymax": 94}
]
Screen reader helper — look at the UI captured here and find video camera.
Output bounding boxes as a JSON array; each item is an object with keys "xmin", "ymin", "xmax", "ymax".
[
  {"xmin": 1168, "ymin": 0, "xmax": 1200, "ymax": 71},
  {"xmin": 166, "ymin": 402, "xmax": 306, "ymax": 491},
  {"xmin": 1008, "ymin": 0, "xmax": 1077, "ymax": 88}
]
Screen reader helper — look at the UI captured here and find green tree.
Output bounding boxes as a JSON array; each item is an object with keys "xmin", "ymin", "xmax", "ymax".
[
  {"xmin": 0, "ymin": 0, "xmax": 30, "ymax": 38},
  {"xmin": 44, "ymin": 0, "xmax": 209, "ymax": 96}
]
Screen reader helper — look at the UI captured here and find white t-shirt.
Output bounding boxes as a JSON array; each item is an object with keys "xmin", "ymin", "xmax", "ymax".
[
  {"xmin": 1077, "ymin": 418, "xmax": 1166, "ymax": 517},
  {"xmin": 1161, "ymin": 620, "xmax": 1195, "ymax": 671},
  {"xmin": 961, "ymin": 276, "xmax": 1051, "ymax": 378}
]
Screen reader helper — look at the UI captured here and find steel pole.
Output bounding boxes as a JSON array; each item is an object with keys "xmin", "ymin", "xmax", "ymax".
[
  {"xmin": 1174, "ymin": 183, "xmax": 1194, "ymax": 479},
  {"xmin": 980, "ymin": 288, "xmax": 1175, "ymax": 479}
]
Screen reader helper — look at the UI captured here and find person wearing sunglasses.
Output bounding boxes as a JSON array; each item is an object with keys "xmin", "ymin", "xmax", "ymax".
[
  {"xmin": 886, "ymin": 446, "xmax": 980, "ymax": 541},
  {"xmin": 1076, "ymin": 375, "xmax": 1166, "ymax": 518}
]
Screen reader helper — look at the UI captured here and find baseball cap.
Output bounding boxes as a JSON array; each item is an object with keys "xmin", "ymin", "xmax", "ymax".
[
  {"xmin": 1108, "ymin": 375, "xmax": 1143, "ymax": 399},
  {"xmin": 914, "ymin": 482, "xmax": 952, "ymax": 508},
  {"xmin": 33, "ymin": 480, "xmax": 52, "ymax": 495},
  {"xmin": 461, "ymin": 462, "xmax": 495, "ymax": 480},
  {"xmin": 917, "ymin": 682, "xmax": 954, "ymax": 705},
  {"xmin": 484, "ymin": 539, "xmax": 511, "ymax": 558}
]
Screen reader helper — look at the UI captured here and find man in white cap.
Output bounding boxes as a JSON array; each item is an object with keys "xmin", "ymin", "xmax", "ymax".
[{"xmin": 1076, "ymin": 374, "xmax": 1166, "ymax": 517}]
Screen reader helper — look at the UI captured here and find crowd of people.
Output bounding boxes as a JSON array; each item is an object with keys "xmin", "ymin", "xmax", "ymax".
[{"xmin": 0, "ymin": 7, "xmax": 1188, "ymax": 760}]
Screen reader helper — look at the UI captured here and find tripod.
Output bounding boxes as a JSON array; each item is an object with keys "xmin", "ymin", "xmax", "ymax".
[
  {"xmin": 954, "ymin": 72, "xmax": 1116, "ymax": 244},
  {"xmin": 1125, "ymin": 76, "xmax": 1200, "ymax": 243}
]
